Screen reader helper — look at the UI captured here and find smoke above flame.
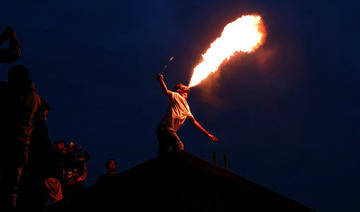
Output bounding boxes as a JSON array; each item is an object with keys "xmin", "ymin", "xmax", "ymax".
[{"xmin": 189, "ymin": 15, "xmax": 266, "ymax": 87}]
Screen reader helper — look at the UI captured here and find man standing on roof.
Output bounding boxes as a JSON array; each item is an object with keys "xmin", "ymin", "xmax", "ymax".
[{"xmin": 156, "ymin": 73, "xmax": 218, "ymax": 156}]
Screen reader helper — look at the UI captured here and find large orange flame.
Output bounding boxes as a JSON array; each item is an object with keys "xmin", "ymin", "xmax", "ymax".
[{"xmin": 189, "ymin": 15, "xmax": 266, "ymax": 87}]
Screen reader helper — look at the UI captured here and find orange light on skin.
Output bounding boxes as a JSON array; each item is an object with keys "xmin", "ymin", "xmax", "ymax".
[{"xmin": 189, "ymin": 15, "xmax": 266, "ymax": 87}]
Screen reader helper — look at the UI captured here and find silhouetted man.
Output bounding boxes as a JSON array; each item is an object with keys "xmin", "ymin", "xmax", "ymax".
[
  {"xmin": 0, "ymin": 27, "xmax": 21, "ymax": 63},
  {"xmin": 43, "ymin": 140, "xmax": 67, "ymax": 204},
  {"xmin": 97, "ymin": 159, "xmax": 117, "ymax": 184},
  {"xmin": 156, "ymin": 73, "xmax": 218, "ymax": 156},
  {"xmin": 0, "ymin": 65, "xmax": 41, "ymax": 210},
  {"xmin": 51, "ymin": 140, "xmax": 66, "ymax": 185},
  {"xmin": 18, "ymin": 98, "xmax": 52, "ymax": 212},
  {"xmin": 62, "ymin": 154, "xmax": 88, "ymax": 200}
]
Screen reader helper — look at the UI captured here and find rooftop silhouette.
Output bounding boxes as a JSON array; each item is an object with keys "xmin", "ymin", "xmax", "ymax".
[{"xmin": 49, "ymin": 151, "xmax": 315, "ymax": 212}]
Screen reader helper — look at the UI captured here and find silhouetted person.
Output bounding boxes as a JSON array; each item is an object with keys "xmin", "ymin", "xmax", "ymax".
[
  {"xmin": 156, "ymin": 73, "xmax": 218, "ymax": 156},
  {"xmin": 53, "ymin": 140, "xmax": 89, "ymax": 200},
  {"xmin": 0, "ymin": 27, "xmax": 21, "ymax": 63},
  {"xmin": 43, "ymin": 140, "xmax": 67, "ymax": 204},
  {"xmin": 62, "ymin": 154, "xmax": 88, "ymax": 200},
  {"xmin": 97, "ymin": 159, "xmax": 117, "ymax": 185},
  {"xmin": 17, "ymin": 98, "xmax": 53, "ymax": 212},
  {"xmin": 0, "ymin": 65, "xmax": 41, "ymax": 210},
  {"xmin": 51, "ymin": 139, "xmax": 67, "ymax": 184}
]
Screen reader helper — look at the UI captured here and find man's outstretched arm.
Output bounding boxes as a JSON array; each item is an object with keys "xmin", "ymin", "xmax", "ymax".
[
  {"xmin": 0, "ymin": 27, "xmax": 21, "ymax": 63},
  {"xmin": 188, "ymin": 116, "xmax": 218, "ymax": 142},
  {"xmin": 156, "ymin": 73, "xmax": 172, "ymax": 97}
]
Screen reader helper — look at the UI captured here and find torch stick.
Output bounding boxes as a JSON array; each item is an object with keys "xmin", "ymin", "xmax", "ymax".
[{"xmin": 162, "ymin": 56, "xmax": 174, "ymax": 75}]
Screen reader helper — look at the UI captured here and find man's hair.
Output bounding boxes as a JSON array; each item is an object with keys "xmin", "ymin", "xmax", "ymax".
[
  {"xmin": 8, "ymin": 65, "xmax": 29, "ymax": 83},
  {"xmin": 173, "ymin": 83, "xmax": 189, "ymax": 93},
  {"xmin": 53, "ymin": 140, "xmax": 65, "ymax": 145}
]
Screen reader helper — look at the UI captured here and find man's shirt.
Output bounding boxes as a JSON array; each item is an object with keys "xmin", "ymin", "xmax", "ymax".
[{"xmin": 160, "ymin": 91, "xmax": 193, "ymax": 132}]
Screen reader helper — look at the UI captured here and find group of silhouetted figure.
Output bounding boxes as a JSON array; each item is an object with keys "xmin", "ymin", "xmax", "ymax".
[{"xmin": 0, "ymin": 27, "xmax": 118, "ymax": 212}]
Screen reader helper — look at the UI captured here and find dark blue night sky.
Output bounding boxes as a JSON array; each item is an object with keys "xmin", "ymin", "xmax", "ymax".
[{"xmin": 1, "ymin": 0, "xmax": 359, "ymax": 211}]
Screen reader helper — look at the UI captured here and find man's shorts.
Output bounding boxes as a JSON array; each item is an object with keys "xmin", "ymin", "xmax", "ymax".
[{"xmin": 156, "ymin": 125, "xmax": 184, "ymax": 156}]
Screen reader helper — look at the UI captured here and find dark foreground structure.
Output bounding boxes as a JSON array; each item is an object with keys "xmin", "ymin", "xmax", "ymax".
[{"xmin": 49, "ymin": 151, "xmax": 314, "ymax": 212}]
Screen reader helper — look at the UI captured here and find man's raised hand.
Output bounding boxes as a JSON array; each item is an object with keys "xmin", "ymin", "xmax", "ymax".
[{"xmin": 156, "ymin": 73, "xmax": 164, "ymax": 82}]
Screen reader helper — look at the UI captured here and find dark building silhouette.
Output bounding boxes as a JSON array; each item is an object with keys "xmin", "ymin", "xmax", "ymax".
[{"xmin": 49, "ymin": 151, "xmax": 314, "ymax": 212}]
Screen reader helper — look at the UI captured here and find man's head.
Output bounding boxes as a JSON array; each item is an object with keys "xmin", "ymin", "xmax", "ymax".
[
  {"xmin": 8, "ymin": 65, "xmax": 29, "ymax": 84},
  {"xmin": 53, "ymin": 140, "xmax": 65, "ymax": 152},
  {"xmin": 105, "ymin": 159, "xmax": 117, "ymax": 173},
  {"xmin": 173, "ymin": 83, "xmax": 190, "ymax": 99}
]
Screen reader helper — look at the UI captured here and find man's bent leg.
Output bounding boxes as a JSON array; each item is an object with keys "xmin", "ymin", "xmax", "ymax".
[
  {"xmin": 157, "ymin": 126, "xmax": 184, "ymax": 156},
  {"xmin": 167, "ymin": 130, "xmax": 184, "ymax": 152}
]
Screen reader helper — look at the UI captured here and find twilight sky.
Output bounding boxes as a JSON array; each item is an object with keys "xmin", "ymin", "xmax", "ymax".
[{"xmin": 1, "ymin": 0, "xmax": 359, "ymax": 211}]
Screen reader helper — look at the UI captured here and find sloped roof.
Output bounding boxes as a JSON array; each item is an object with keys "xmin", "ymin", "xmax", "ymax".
[{"xmin": 50, "ymin": 151, "xmax": 315, "ymax": 212}]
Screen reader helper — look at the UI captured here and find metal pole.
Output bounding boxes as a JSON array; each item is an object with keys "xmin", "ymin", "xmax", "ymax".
[
  {"xmin": 223, "ymin": 153, "xmax": 228, "ymax": 170},
  {"xmin": 212, "ymin": 152, "xmax": 217, "ymax": 165}
]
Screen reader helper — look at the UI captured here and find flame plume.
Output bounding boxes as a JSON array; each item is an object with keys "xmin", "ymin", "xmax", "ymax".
[{"xmin": 189, "ymin": 15, "xmax": 266, "ymax": 87}]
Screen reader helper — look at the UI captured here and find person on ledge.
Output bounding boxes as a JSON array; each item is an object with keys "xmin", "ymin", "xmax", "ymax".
[
  {"xmin": 97, "ymin": 159, "xmax": 118, "ymax": 185},
  {"xmin": 156, "ymin": 73, "xmax": 218, "ymax": 156}
]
